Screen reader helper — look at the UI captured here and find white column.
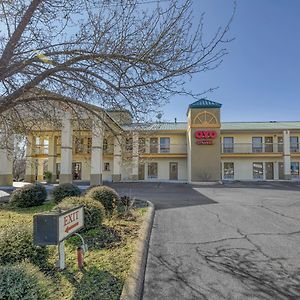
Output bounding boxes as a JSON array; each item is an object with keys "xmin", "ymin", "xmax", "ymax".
[
  {"xmin": 283, "ymin": 130, "xmax": 291, "ymax": 180},
  {"xmin": 112, "ymin": 135, "xmax": 122, "ymax": 182},
  {"xmin": 131, "ymin": 132, "xmax": 139, "ymax": 180},
  {"xmin": 0, "ymin": 132, "xmax": 13, "ymax": 186},
  {"xmin": 274, "ymin": 161, "xmax": 279, "ymax": 180},
  {"xmin": 59, "ymin": 112, "xmax": 73, "ymax": 184},
  {"xmin": 90, "ymin": 120, "xmax": 104, "ymax": 186},
  {"xmin": 37, "ymin": 158, "xmax": 44, "ymax": 182},
  {"xmin": 48, "ymin": 135, "xmax": 57, "ymax": 183},
  {"xmin": 25, "ymin": 134, "xmax": 36, "ymax": 183}
]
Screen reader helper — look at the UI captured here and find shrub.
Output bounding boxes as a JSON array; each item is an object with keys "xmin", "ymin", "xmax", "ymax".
[
  {"xmin": 86, "ymin": 186, "xmax": 120, "ymax": 215},
  {"xmin": 51, "ymin": 183, "xmax": 81, "ymax": 204},
  {"xmin": 9, "ymin": 183, "xmax": 47, "ymax": 208},
  {"xmin": 0, "ymin": 262, "xmax": 52, "ymax": 300},
  {"xmin": 0, "ymin": 225, "xmax": 48, "ymax": 267},
  {"xmin": 44, "ymin": 171, "xmax": 52, "ymax": 183},
  {"xmin": 55, "ymin": 196, "xmax": 105, "ymax": 231}
]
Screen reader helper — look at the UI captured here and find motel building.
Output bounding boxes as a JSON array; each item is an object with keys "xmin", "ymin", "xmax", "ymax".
[{"xmin": 1, "ymin": 98, "xmax": 300, "ymax": 186}]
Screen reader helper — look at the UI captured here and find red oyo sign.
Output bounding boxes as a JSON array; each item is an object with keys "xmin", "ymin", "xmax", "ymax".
[{"xmin": 194, "ymin": 130, "xmax": 217, "ymax": 145}]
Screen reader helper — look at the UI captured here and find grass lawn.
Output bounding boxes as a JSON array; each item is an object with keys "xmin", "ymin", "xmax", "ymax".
[{"xmin": 0, "ymin": 202, "xmax": 147, "ymax": 300}]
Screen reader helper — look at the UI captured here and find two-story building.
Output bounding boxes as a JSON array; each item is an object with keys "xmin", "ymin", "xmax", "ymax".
[{"xmin": 0, "ymin": 98, "xmax": 299, "ymax": 185}]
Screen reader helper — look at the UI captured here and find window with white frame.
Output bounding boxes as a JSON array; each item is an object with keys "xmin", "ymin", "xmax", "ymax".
[
  {"xmin": 290, "ymin": 136, "xmax": 299, "ymax": 152},
  {"xmin": 291, "ymin": 162, "xmax": 299, "ymax": 177},
  {"xmin": 160, "ymin": 137, "xmax": 170, "ymax": 153},
  {"xmin": 223, "ymin": 162, "xmax": 234, "ymax": 179},
  {"xmin": 253, "ymin": 162, "xmax": 263, "ymax": 179},
  {"xmin": 252, "ymin": 137, "xmax": 263, "ymax": 153},
  {"xmin": 223, "ymin": 137, "xmax": 234, "ymax": 153}
]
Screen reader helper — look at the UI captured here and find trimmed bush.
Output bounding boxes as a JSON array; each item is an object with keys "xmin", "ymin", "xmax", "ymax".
[
  {"xmin": 0, "ymin": 225, "xmax": 48, "ymax": 267},
  {"xmin": 51, "ymin": 183, "xmax": 81, "ymax": 204},
  {"xmin": 86, "ymin": 186, "xmax": 120, "ymax": 215},
  {"xmin": 9, "ymin": 183, "xmax": 47, "ymax": 208},
  {"xmin": 0, "ymin": 262, "xmax": 52, "ymax": 300},
  {"xmin": 55, "ymin": 196, "xmax": 105, "ymax": 230}
]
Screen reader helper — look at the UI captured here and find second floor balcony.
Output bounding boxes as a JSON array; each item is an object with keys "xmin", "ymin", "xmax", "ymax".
[{"xmin": 221, "ymin": 143, "xmax": 284, "ymax": 154}]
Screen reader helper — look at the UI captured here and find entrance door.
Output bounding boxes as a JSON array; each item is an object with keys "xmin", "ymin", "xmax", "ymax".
[
  {"xmin": 138, "ymin": 163, "xmax": 145, "ymax": 180},
  {"xmin": 72, "ymin": 162, "xmax": 82, "ymax": 180},
  {"xmin": 169, "ymin": 162, "xmax": 178, "ymax": 180},
  {"xmin": 266, "ymin": 162, "xmax": 274, "ymax": 180}
]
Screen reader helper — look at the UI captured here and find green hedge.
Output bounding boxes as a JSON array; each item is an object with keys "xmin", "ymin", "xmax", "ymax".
[
  {"xmin": 86, "ymin": 186, "xmax": 120, "ymax": 215},
  {"xmin": 0, "ymin": 224, "xmax": 48, "ymax": 267},
  {"xmin": 0, "ymin": 262, "xmax": 53, "ymax": 300},
  {"xmin": 9, "ymin": 184, "xmax": 47, "ymax": 208},
  {"xmin": 55, "ymin": 196, "xmax": 105, "ymax": 231},
  {"xmin": 51, "ymin": 183, "xmax": 81, "ymax": 204}
]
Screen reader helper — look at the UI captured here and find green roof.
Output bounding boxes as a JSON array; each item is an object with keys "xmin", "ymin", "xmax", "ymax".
[
  {"xmin": 123, "ymin": 121, "xmax": 300, "ymax": 132},
  {"xmin": 221, "ymin": 121, "xmax": 300, "ymax": 131},
  {"xmin": 122, "ymin": 122, "xmax": 187, "ymax": 131},
  {"xmin": 188, "ymin": 99, "xmax": 222, "ymax": 109}
]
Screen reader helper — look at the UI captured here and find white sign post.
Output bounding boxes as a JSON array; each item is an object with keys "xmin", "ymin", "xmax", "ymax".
[{"xmin": 57, "ymin": 206, "xmax": 84, "ymax": 270}]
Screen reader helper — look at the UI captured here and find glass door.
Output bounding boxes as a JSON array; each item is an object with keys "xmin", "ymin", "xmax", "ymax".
[{"xmin": 72, "ymin": 162, "xmax": 82, "ymax": 180}]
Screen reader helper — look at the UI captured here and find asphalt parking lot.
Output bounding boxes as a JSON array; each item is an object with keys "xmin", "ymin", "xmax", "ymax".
[{"xmin": 110, "ymin": 181, "xmax": 300, "ymax": 300}]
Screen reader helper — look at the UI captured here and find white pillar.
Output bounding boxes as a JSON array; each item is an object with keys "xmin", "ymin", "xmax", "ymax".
[
  {"xmin": 274, "ymin": 161, "xmax": 279, "ymax": 180},
  {"xmin": 60, "ymin": 112, "xmax": 73, "ymax": 184},
  {"xmin": 112, "ymin": 135, "xmax": 122, "ymax": 182},
  {"xmin": 37, "ymin": 158, "xmax": 44, "ymax": 182},
  {"xmin": 48, "ymin": 135, "xmax": 57, "ymax": 183},
  {"xmin": 90, "ymin": 120, "xmax": 104, "ymax": 186},
  {"xmin": 131, "ymin": 132, "xmax": 139, "ymax": 180},
  {"xmin": 283, "ymin": 130, "xmax": 291, "ymax": 180},
  {"xmin": 25, "ymin": 134, "xmax": 36, "ymax": 183},
  {"xmin": 0, "ymin": 133, "xmax": 13, "ymax": 186}
]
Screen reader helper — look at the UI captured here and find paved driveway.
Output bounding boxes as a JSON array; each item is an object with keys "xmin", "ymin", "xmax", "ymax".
[{"xmin": 110, "ymin": 182, "xmax": 300, "ymax": 300}]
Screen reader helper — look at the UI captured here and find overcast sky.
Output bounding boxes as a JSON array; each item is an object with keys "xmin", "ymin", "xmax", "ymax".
[{"xmin": 162, "ymin": 0, "xmax": 300, "ymax": 123}]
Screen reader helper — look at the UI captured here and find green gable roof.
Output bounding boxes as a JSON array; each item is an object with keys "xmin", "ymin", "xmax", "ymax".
[{"xmin": 188, "ymin": 98, "xmax": 222, "ymax": 109}]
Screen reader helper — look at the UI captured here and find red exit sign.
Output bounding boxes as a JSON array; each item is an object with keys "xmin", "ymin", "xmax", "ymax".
[{"xmin": 194, "ymin": 130, "xmax": 217, "ymax": 145}]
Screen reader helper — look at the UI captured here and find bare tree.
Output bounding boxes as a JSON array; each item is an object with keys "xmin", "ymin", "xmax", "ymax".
[
  {"xmin": 13, "ymin": 135, "xmax": 26, "ymax": 181},
  {"xmin": 0, "ymin": 0, "xmax": 234, "ymax": 131}
]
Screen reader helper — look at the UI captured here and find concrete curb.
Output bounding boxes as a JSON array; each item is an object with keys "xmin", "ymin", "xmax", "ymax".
[{"xmin": 120, "ymin": 200, "xmax": 155, "ymax": 300}]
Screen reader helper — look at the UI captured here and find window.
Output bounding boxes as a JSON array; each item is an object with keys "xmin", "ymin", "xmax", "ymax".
[
  {"xmin": 74, "ymin": 137, "xmax": 84, "ymax": 154},
  {"xmin": 290, "ymin": 136, "xmax": 299, "ymax": 152},
  {"xmin": 278, "ymin": 136, "xmax": 283, "ymax": 152},
  {"xmin": 139, "ymin": 137, "xmax": 146, "ymax": 153},
  {"xmin": 104, "ymin": 162, "xmax": 110, "ymax": 171},
  {"xmin": 125, "ymin": 138, "xmax": 133, "ymax": 151},
  {"xmin": 150, "ymin": 138, "xmax": 158, "ymax": 153},
  {"xmin": 252, "ymin": 137, "xmax": 263, "ymax": 153},
  {"xmin": 223, "ymin": 162, "xmax": 234, "ymax": 180},
  {"xmin": 103, "ymin": 138, "xmax": 108, "ymax": 151},
  {"xmin": 223, "ymin": 137, "xmax": 234, "ymax": 153},
  {"xmin": 43, "ymin": 139, "xmax": 49, "ymax": 154},
  {"xmin": 160, "ymin": 137, "xmax": 170, "ymax": 153},
  {"xmin": 253, "ymin": 162, "xmax": 263, "ymax": 179},
  {"xmin": 264, "ymin": 136, "xmax": 273, "ymax": 152},
  {"xmin": 148, "ymin": 162, "xmax": 158, "ymax": 179},
  {"xmin": 291, "ymin": 162, "xmax": 299, "ymax": 177}
]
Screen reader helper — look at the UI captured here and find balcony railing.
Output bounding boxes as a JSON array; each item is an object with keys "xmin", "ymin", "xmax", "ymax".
[
  {"xmin": 221, "ymin": 143, "xmax": 283, "ymax": 154},
  {"xmin": 143, "ymin": 143, "xmax": 187, "ymax": 154}
]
